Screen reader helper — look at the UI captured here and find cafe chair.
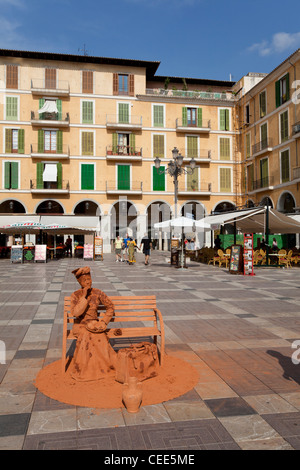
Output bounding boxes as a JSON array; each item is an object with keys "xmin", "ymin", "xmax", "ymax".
[{"xmin": 217, "ymin": 249, "xmax": 229, "ymax": 268}]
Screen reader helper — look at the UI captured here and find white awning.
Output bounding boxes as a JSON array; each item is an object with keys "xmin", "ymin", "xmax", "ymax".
[
  {"xmin": 43, "ymin": 164, "xmax": 57, "ymax": 182},
  {"xmin": 38, "ymin": 100, "xmax": 58, "ymax": 114}
]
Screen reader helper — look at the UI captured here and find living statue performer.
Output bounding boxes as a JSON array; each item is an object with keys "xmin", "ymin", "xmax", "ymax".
[{"xmin": 69, "ymin": 267, "xmax": 117, "ymax": 381}]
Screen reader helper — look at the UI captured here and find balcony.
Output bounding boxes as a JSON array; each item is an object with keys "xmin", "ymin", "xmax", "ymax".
[
  {"xmin": 30, "ymin": 179, "xmax": 70, "ymax": 194},
  {"xmin": 178, "ymin": 150, "xmax": 211, "ymax": 163},
  {"xmin": 252, "ymin": 138, "xmax": 273, "ymax": 157},
  {"xmin": 106, "ymin": 114, "xmax": 142, "ymax": 130},
  {"xmin": 31, "ymin": 79, "xmax": 70, "ymax": 97},
  {"xmin": 106, "ymin": 181, "xmax": 143, "ymax": 195},
  {"xmin": 293, "ymin": 167, "xmax": 300, "ymax": 180},
  {"xmin": 31, "ymin": 111, "xmax": 70, "ymax": 127},
  {"xmin": 249, "ymin": 176, "xmax": 274, "ymax": 193},
  {"xmin": 106, "ymin": 145, "xmax": 142, "ymax": 162},
  {"xmin": 30, "ymin": 144, "xmax": 70, "ymax": 159},
  {"xmin": 178, "ymin": 182, "xmax": 212, "ymax": 196},
  {"xmin": 176, "ymin": 118, "xmax": 211, "ymax": 133},
  {"xmin": 292, "ymin": 122, "xmax": 300, "ymax": 139},
  {"xmin": 145, "ymin": 88, "xmax": 235, "ymax": 102}
]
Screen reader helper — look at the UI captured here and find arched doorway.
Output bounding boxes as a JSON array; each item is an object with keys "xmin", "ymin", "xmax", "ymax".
[
  {"xmin": 277, "ymin": 192, "xmax": 296, "ymax": 213},
  {"xmin": 146, "ymin": 201, "xmax": 171, "ymax": 250},
  {"xmin": 0, "ymin": 199, "xmax": 26, "ymax": 213},
  {"xmin": 36, "ymin": 200, "xmax": 64, "ymax": 214},
  {"xmin": 214, "ymin": 201, "xmax": 235, "ymax": 213},
  {"xmin": 74, "ymin": 200, "xmax": 100, "ymax": 216},
  {"xmin": 259, "ymin": 196, "xmax": 273, "ymax": 208},
  {"xmin": 111, "ymin": 200, "xmax": 137, "ymax": 240}
]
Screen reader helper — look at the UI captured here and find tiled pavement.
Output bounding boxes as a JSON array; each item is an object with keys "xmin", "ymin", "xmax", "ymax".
[{"xmin": 1, "ymin": 251, "xmax": 300, "ymax": 450}]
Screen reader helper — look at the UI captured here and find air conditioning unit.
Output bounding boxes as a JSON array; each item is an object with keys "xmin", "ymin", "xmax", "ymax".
[{"xmin": 294, "ymin": 124, "xmax": 300, "ymax": 135}]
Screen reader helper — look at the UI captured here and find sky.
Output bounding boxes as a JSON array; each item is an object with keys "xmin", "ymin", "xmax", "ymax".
[{"xmin": 1, "ymin": 0, "xmax": 300, "ymax": 83}]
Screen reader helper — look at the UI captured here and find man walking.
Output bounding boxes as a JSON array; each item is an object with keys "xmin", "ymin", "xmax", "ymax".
[{"xmin": 140, "ymin": 233, "xmax": 152, "ymax": 265}]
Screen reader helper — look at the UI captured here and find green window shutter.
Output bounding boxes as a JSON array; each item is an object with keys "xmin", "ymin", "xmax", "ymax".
[
  {"xmin": 39, "ymin": 98, "xmax": 45, "ymax": 120},
  {"xmin": 57, "ymin": 130, "xmax": 63, "ymax": 153},
  {"xmin": 281, "ymin": 150, "xmax": 290, "ymax": 183},
  {"xmin": 6, "ymin": 97, "xmax": 18, "ymax": 120},
  {"xmin": 38, "ymin": 129, "xmax": 44, "ymax": 153},
  {"xmin": 187, "ymin": 168, "xmax": 198, "ymax": 191},
  {"xmin": 57, "ymin": 99, "xmax": 62, "ymax": 120},
  {"xmin": 220, "ymin": 137, "xmax": 230, "ymax": 160},
  {"xmin": 260, "ymin": 92, "xmax": 266, "ymax": 117},
  {"xmin": 117, "ymin": 165, "xmax": 130, "ymax": 190},
  {"xmin": 247, "ymin": 164, "xmax": 254, "ymax": 191},
  {"xmin": 153, "ymin": 105, "xmax": 164, "ymax": 127},
  {"xmin": 4, "ymin": 162, "xmax": 10, "ymax": 189},
  {"xmin": 197, "ymin": 108, "xmax": 202, "ymax": 127},
  {"xmin": 187, "ymin": 136, "xmax": 198, "ymax": 158},
  {"xmin": 280, "ymin": 111, "xmax": 289, "ymax": 143},
  {"xmin": 57, "ymin": 163, "xmax": 62, "ymax": 189},
  {"xmin": 10, "ymin": 162, "xmax": 18, "ymax": 189},
  {"xmin": 182, "ymin": 107, "xmax": 187, "ymax": 127},
  {"xmin": 225, "ymin": 109, "xmax": 229, "ymax": 130},
  {"xmin": 220, "ymin": 168, "xmax": 231, "ymax": 192},
  {"xmin": 112, "ymin": 133, "xmax": 118, "ymax": 153},
  {"xmin": 5, "ymin": 129, "xmax": 12, "ymax": 153},
  {"xmin": 153, "ymin": 135, "xmax": 164, "ymax": 158},
  {"xmin": 275, "ymin": 80, "xmax": 281, "ymax": 108},
  {"xmin": 153, "ymin": 165, "xmax": 165, "ymax": 191},
  {"xmin": 220, "ymin": 109, "xmax": 225, "ymax": 130},
  {"xmin": 246, "ymin": 134, "xmax": 251, "ymax": 158},
  {"xmin": 81, "ymin": 164, "xmax": 94, "ymax": 190},
  {"xmin": 129, "ymin": 134, "xmax": 135, "ymax": 153},
  {"xmin": 36, "ymin": 162, "xmax": 44, "ymax": 189},
  {"xmin": 118, "ymin": 103, "xmax": 129, "ymax": 123},
  {"xmin": 261, "ymin": 123, "xmax": 268, "ymax": 147},
  {"xmin": 18, "ymin": 129, "xmax": 24, "ymax": 153},
  {"xmin": 260, "ymin": 158, "xmax": 268, "ymax": 186},
  {"xmin": 82, "ymin": 101, "xmax": 93, "ymax": 124},
  {"xmin": 285, "ymin": 73, "xmax": 290, "ymax": 101},
  {"xmin": 82, "ymin": 132, "xmax": 93, "ymax": 155}
]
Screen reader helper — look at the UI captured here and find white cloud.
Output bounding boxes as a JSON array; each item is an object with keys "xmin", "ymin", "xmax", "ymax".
[
  {"xmin": 248, "ymin": 32, "xmax": 300, "ymax": 56},
  {"xmin": 0, "ymin": 16, "xmax": 23, "ymax": 47}
]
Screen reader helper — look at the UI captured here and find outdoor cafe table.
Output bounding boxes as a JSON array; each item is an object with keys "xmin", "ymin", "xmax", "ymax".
[{"xmin": 268, "ymin": 253, "xmax": 285, "ymax": 266}]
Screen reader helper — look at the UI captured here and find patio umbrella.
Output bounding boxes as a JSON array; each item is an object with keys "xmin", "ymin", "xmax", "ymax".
[{"xmin": 0, "ymin": 220, "xmax": 46, "ymax": 234}]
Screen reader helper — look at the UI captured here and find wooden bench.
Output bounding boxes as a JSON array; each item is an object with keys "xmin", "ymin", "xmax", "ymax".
[{"xmin": 62, "ymin": 295, "xmax": 165, "ymax": 373}]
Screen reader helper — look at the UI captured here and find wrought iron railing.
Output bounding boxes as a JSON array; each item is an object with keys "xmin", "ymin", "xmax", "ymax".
[
  {"xmin": 145, "ymin": 89, "xmax": 235, "ymax": 101},
  {"xmin": 31, "ymin": 111, "xmax": 70, "ymax": 123},
  {"xmin": 252, "ymin": 138, "xmax": 273, "ymax": 155},
  {"xmin": 106, "ymin": 181, "xmax": 143, "ymax": 192},
  {"xmin": 176, "ymin": 118, "xmax": 211, "ymax": 129},
  {"xmin": 106, "ymin": 145, "xmax": 142, "ymax": 157},
  {"xmin": 30, "ymin": 144, "xmax": 69, "ymax": 155},
  {"xmin": 30, "ymin": 179, "xmax": 70, "ymax": 190},
  {"xmin": 251, "ymin": 176, "xmax": 274, "ymax": 190}
]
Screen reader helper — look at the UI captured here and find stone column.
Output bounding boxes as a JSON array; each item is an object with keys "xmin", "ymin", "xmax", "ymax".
[{"xmin": 101, "ymin": 214, "xmax": 112, "ymax": 253}]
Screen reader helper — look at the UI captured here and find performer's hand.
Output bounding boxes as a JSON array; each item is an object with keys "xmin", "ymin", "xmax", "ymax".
[{"xmin": 83, "ymin": 287, "xmax": 91, "ymax": 298}]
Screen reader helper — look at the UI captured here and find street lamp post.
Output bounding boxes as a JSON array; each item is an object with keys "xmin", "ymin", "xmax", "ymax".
[{"xmin": 154, "ymin": 147, "xmax": 196, "ymax": 219}]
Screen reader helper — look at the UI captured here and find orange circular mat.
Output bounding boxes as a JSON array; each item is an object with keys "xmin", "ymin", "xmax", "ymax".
[{"xmin": 34, "ymin": 354, "xmax": 199, "ymax": 409}]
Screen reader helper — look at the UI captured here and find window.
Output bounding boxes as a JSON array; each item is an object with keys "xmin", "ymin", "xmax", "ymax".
[
  {"xmin": 281, "ymin": 149, "xmax": 290, "ymax": 183},
  {"xmin": 260, "ymin": 157, "xmax": 269, "ymax": 187},
  {"xmin": 37, "ymin": 130, "xmax": 63, "ymax": 154},
  {"xmin": 6, "ymin": 65, "xmax": 18, "ymax": 89},
  {"xmin": 113, "ymin": 73, "xmax": 134, "ymax": 96},
  {"xmin": 82, "ymin": 101, "xmax": 94, "ymax": 124},
  {"xmin": 219, "ymin": 167, "xmax": 231, "ymax": 192},
  {"xmin": 39, "ymin": 98, "xmax": 62, "ymax": 121},
  {"xmin": 45, "ymin": 68, "xmax": 56, "ymax": 89},
  {"xmin": 246, "ymin": 133, "xmax": 251, "ymax": 159},
  {"xmin": 153, "ymin": 134, "xmax": 165, "ymax": 159},
  {"xmin": 36, "ymin": 162, "xmax": 62, "ymax": 189},
  {"xmin": 182, "ymin": 107, "xmax": 203, "ymax": 127},
  {"xmin": 153, "ymin": 165, "xmax": 165, "ymax": 191},
  {"xmin": 219, "ymin": 108, "xmax": 230, "ymax": 131},
  {"xmin": 187, "ymin": 136, "xmax": 198, "ymax": 158},
  {"xmin": 153, "ymin": 105, "xmax": 164, "ymax": 127},
  {"xmin": 6, "ymin": 96, "xmax": 18, "ymax": 120},
  {"xmin": 219, "ymin": 137, "xmax": 231, "ymax": 160},
  {"xmin": 259, "ymin": 91, "xmax": 266, "ymax": 118},
  {"xmin": 275, "ymin": 73, "xmax": 290, "ymax": 107},
  {"xmin": 187, "ymin": 167, "xmax": 199, "ymax": 191},
  {"xmin": 82, "ymin": 70, "xmax": 93, "ymax": 94},
  {"xmin": 112, "ymin": 133, "xmax": 135, "ymax": 155},
  {"xmin": 5, "ymin": 128, "xmax": 24, "ymax": 153},
  {"xmin": 260, "ymin": 123, "xmax": 268, "ymax": 148},
  {"xmin": 81, "ymin": 131, "xmax": 94, "ymax": 155},
  {"xmin": 117, "ymin": 164, "xmax": 130, "ymax": 190},
  {"xmin": 245, "ymin": 104, "xmax": 250, "ymax": 125},
  {"xmin": 4, "ymin": 161, "xmax": 18, "ymax": 189},
  {"xmin": 280, "ymin": 110, "xmax": 289, "ymax": 143},
  {"xmin": 247, "ymin": 164, "xmax": 254, "ymax": 192},
  {"xmin": 81, "ymin": 163, "xmax": 94, "ymax": 190},
  {"xmin": 118, "ymin": 103, "xmax": 130, "ymax": 124}
]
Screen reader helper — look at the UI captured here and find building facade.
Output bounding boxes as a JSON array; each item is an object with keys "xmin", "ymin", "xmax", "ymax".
[{"xmin": 4, "ymin": 48, "xmax": 300, "ymax": 252}]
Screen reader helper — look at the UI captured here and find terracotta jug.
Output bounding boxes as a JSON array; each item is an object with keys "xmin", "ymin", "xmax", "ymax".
[{"xmin": 122, "ymin": 377, "xmax": 143, "ymax": 413}]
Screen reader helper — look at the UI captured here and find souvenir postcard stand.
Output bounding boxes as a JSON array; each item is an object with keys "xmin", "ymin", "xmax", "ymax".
[
  {"xmin": 243, "ymin": 233, "xmax": 254, "ymax": 276},
  {"xmin": 83, "ymin": 244, "xmax": 94, "ymax": 260},
  {"xmin": 171, "ymin": 238, "xmax": 179, "ymax": 266},
  {"xmin": 11, "ymin": 245, "xmax": 23, "ymax": 263},
  {"xmin": 94, "ymin": 236, "xmax": 103, "ymax": 261},
  {"xmin": 34, "ymin": 245, "xmax": 47, "ymax": 263},
  {"xmin": 229, "ymin": 245, "xmax": 244, "ymax": 274}
]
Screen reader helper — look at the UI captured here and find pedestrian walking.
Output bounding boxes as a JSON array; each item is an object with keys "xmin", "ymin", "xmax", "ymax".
[
  {"xmin": 114, "ymin": 236, "xmax": 123, "ymax": 262},
  {"xmin": 127, "ymin": 237, "xmax": 137, "ymax": 265},
  {"xmin": 139, "ymin": 233, "xmax": 152, "ymax": 265}
]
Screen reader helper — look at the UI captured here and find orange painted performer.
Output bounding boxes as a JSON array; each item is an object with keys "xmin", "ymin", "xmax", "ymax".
[{"xmin": 69, "ymin": 267, "xmax": 117, "ymax": 381}]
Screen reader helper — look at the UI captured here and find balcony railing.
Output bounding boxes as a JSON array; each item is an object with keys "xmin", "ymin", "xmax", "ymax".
[
  {"xmin": 31, "ymin": 79, "xmax": 70, "ymax": 95},
  {"xmin": 293, "ymin": 167, "xmax": 300, "ymax": 180},
  {"xmin": 251, "ymin": 176, "xmax": 274, "ymax": 191},
  {"xmin": 178, "ymin": 182, "xmax": 212, "ymax": 193},
  {"xmin": 105, "ymin": 181, "xmax": 143, "ymax": 193},
  {"xmin": 30, "ymin": 179, "xmax": 70, "ymax": 191},
  {"xmin": 106, "ymin": 114, "xmax": 142, "ymax": 128},
  {"xmin": 145, "ymin": 88, "xmax": 235, "ymax": 101},
  {"xmin": 252, "ymin": 138, "xmax": 273, "ymax": 156},
  {"xmin": 176, "ymin": 118, "xmax": 211, "ymax": 131},
  {"xmin": 31, "ymin": 111, "xmax": 70, "ymax": 126},
  {"xmin": 177, "ymin": 150, "xmax": 211, "ymax": 160},
  {"xmin": 106, "ymin": 145, "xmax": 142, "ymax": 157},
  {"xmin": 31, "ymin": 144, "xmax": 70, "ymax": 157}
]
